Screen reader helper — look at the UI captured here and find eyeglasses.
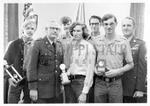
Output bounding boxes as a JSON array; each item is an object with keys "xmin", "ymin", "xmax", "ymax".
[{"xmin": 90, "ymin": 23, "xmax": 100, "ymax": 26}]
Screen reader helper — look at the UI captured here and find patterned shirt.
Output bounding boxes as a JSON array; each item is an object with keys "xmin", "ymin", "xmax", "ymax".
[{"xmin": 68, "ymin": 39, "xmax": 96, "ymax": 94}]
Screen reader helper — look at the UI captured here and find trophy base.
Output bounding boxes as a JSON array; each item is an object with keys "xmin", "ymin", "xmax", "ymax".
[{"xmin": 17, "ymin": 77, "xmax": 26, "ymax": 86}]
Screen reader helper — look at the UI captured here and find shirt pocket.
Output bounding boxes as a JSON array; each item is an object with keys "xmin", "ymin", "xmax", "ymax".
[{"xmin": 39, "ymin": 51, "xmax": 53, "ymax": 65}]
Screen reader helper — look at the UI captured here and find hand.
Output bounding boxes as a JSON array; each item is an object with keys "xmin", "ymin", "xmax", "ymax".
[
  {"xmin": 30, "ymin": 89, "xmax": 38, "ymax": 102},
  {"xmin": 94, "ymin": 66, "xmax": 104, "ymax": 76},
  {"xmin": 105, "ymin": 68, "xmax": 120, "ymax": 77},
  {"xmin": 78, "ymin": 93, "xmax": 87, "ymax": 103},
  {"xmin": 133, "ymin": 91, "xmax": 145, "ymax": 98},
  {"xmin": 8, "ymin": 78, "xmax": 17, "ymax": 87}
]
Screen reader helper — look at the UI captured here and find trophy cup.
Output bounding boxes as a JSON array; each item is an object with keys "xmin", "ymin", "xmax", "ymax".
[
  {"xmin": 97, "ymin": 59, "xmax": 106, "ymax": 73},
  {"xmin": 59, "ymin": 64, "xmax": 70, "ymax": 85},
  {"xmin": 4, "ymin": 60, "xmax": 25, "ymax": 85}
]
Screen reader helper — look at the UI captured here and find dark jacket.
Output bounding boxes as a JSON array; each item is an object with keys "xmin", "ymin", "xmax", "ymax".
[
  {"xmin": 27, "ymin": 36, "xmax": 63, "ymax": 98},
  {"xmin": 4, "ymin": 38, "xmax": 24, "ymax": 78},
  {"xmin": 122, "ymin": 36, "xmax": 147, "ymax": 96}
]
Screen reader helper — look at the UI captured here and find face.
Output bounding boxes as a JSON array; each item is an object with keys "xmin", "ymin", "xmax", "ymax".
[
  {"xmin": 103, "ymin": 17, "xmax": 117, "ymax": 35},
  {"xmin": 63, "ymin": 21, "xmax": 71, "ymax": 31},
  {"xmin": 121, "ymin": 18, "xmax": 135, "ymax": 37},
  {"xmin": 24, "ymin": 23, "xmax": 36, "ymax": 38},
  {"xmin": 72, "ymin": 25, "xmax": 83, "ymax": 41},
  {"xmin": 46, "ymin": 24, "xmax": 60, "ymax": 41},
  {"xmin": 90, "ymin": 18, "xmax": 100, "ymax": 33}
]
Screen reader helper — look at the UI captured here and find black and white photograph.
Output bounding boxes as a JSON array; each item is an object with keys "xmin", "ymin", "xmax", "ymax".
[{"xmin": 1, "ymin": 0, "xmax": 149, "ymax": 104}]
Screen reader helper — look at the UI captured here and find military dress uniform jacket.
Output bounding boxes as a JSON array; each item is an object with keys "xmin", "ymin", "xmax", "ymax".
[
  {"xmin": 4, "ymin": 38, "xmax": 24, "ymax": 79},
  {"xmin": 27, "ymin": 36, "xmax": 63, "ymax": 99},
  {"xmin": 122, "ymin": 36, "xmax": 147, "ymax": 96}
]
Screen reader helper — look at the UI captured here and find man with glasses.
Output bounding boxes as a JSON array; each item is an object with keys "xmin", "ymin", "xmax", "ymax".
[
  {"xmin": 27, "ymin": 21, "xmax": 64, "ymax": 103},
  {"xmin": 87, "ymin": 15, "xmax": 102, "ymax": 43},
  {"xmin": 86, "ymin": 15, "xmax": 102, "ymax": 103},
  {"xmin": 93, "ymin": 14, "xmax": 134, "ymax": 103}
]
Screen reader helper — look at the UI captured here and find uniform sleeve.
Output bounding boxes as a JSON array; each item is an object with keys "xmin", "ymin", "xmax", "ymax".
[
  {"xmin": 27, "ymin": 41, "xmax": 39, "ymax": 90},
  {"xmin": 136, "ymin": 42, "xmax": 147, "ymax": 92},
  {"xmin": 82, "ymin": 44, "xmax": 96, "ymax": 94},
  {"xmin": 123, "ymin": 40, "xmax": 133, "ymax": 63}
]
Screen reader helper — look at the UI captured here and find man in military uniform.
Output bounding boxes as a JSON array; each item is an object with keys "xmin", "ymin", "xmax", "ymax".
[
  {"xmin": 27, "ymin": 21, "xmax": 63, "ymax": 103},
  {"xmin": 94, "ymin": 14, "xmax": 134, "ymax": 103},
  {"xmin": 121, "ymin": 17, "xmax": 147, "ymax": 103}
]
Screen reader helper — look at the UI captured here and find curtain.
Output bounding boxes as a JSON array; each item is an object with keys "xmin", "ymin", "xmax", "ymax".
[
  {"xmin": 4, "ymin": 3, "xmax": 18, "ymax": 51},
  {"xmin": 130, "ymin": 3, "xmax": 145, "ymax": 39}
]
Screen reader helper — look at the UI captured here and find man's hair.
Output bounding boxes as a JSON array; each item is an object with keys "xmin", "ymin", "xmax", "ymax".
[
  {"xmin": 69, "ymin": 21, "xmax": 89, "ymax": 40},
  {"xmin": 123, "ymin": 17, "xmax": 136, "ymax": 26},
  {"xmin": 102, "ymin": 13, "xmax": 117, "ymax": 23},
  {"xmin": 60, "ymin": 16, "xmax": 72, "ymax": 25},
  {"xmin": 89, "ymin": 15, "xmax": 101, "ymax": 24}
]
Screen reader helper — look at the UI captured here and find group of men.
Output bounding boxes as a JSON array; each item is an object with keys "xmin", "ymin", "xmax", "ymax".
[{"xmin": 4, "ymin": 12, "xmax": 147, "ymax": 103}]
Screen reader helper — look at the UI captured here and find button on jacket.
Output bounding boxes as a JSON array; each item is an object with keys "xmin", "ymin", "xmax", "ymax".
[{"xmin": 27, "ymin": 36, "xmax": 63, "ymax": 98}]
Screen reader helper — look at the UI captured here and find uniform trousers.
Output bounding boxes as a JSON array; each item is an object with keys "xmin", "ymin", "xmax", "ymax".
[{"xmin": 123, "ymin": 95, "xmax": 147, "ymax": 103}]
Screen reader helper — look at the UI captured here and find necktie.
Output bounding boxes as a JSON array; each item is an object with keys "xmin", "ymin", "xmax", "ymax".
[{"xmin": 52, "ymin": 42, "xmax": 56, "ymax": 52}]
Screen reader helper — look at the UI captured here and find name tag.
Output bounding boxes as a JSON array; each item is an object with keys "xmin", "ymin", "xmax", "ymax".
[{"xmin": 131, "ymin": 44, "xmax": 139, "ymax": 50}]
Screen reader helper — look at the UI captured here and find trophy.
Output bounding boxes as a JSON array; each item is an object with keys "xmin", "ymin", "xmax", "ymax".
[
  {"xmin": 4, "ymin": 60, "xmax": 25, "ymax": 85},
  {"xmin": 97, "ymin": 59, "xmax": 106, "ymax": 73},
  {"xmin": 59, "ymin": 64, "xmax": 70, "ymax": 85}
]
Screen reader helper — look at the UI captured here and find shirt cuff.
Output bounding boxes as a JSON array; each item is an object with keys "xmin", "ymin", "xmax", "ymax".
[
  {"xmin": 82, "ymin": 86, "xmax": 90, "ymax": 94},
  {"xmin": 29, "ymin": 82, "xmax": 37, "ymax": 90}
]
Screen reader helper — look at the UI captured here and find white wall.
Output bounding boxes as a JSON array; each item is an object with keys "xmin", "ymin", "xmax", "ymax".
[{"xmin": 18, "ymin": 3, "xmax": 130, "ymax": 39}]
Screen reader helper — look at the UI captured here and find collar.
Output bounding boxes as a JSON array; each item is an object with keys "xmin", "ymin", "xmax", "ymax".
[
  {"xmin": 22, "ymin": 35, "xmax": 33, "ymax": 44},
  {"xmin": 46, "ymin": 35, "xmax": 54, "ymax": 45},
  {"xmin": 127, "ymin": 35, "xmax": 133, "ymax": 42}
]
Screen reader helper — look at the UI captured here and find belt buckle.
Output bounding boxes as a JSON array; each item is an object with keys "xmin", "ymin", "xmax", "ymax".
[{"xmin": 105, "ymin": 78, "xmax": 110, "ymax": 82}]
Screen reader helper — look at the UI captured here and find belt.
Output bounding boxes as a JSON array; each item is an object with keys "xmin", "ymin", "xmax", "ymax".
[
  {"xmin": 70, "ymin": 75, "xmax": 85, "ymax": 80},
  {"xmin": 95, "ymin": 74, "xmax": 121, "ymax": 83}
]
